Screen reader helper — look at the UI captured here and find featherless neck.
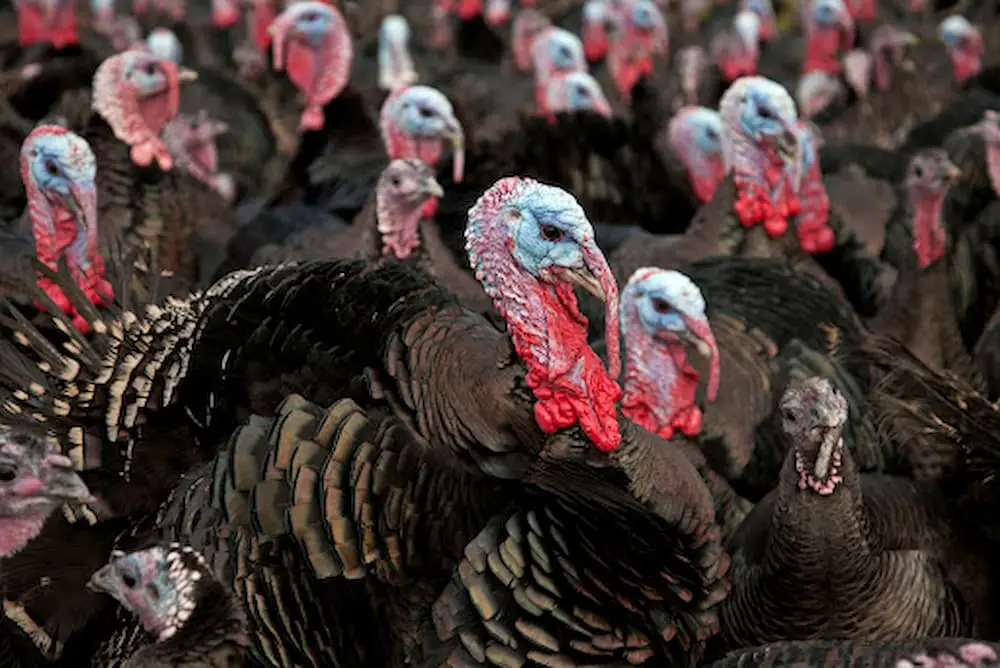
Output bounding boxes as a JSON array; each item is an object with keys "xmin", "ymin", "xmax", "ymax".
[
  {"xmin": 376, "ymin": 191, "xmax": 427, "ymax": 260},
  {"xmin": 467, "ymin": 215, "xmax": 622, "ymax": 452},
  {"xmin": 0, "ymin": 515, "xmax": 47, "ymax": 557},
  {"xmin": 912, "ymin": 193, "xmax": 947, "ymax": 269}
]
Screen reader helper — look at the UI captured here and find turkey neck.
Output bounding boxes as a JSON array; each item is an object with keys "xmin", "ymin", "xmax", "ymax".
[
  {"xmin": 356, "ymin": 192, "xmax": 431, "ymax": 271},
  {"xmin": 769, "ymin": 453, "xmax": 876, "ymax": 584}
]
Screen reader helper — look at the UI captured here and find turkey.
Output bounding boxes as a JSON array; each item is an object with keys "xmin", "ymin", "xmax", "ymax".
[
  {"xmin": 706, "ymin": 638, "xmax": 1000, "ymax": 667},
  {"xmin": 718, "ymin": 376, "xmax": 997, "ymax": 653},
  {"xmin": 0, "ymin": 179, "xmax": 730, "ymax": 664},
  {"xmin": 80, "ymin": 543, "xmax": 249, "ymax": 667},
  {"xmin": 868, "ymin": 148, "xmax": 982, "ymax": 389}
]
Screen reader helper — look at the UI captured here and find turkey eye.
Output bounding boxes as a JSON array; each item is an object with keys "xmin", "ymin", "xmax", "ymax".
[
  {"xmin": 0, "ymin": 466, "xmax": 15, "ymax": 482},
  {"xmin": 390, "ymin": 177, "xmax": 400, "ymax": 187},
  {"xmin": 418, "ymin": 106, "xmax": 433, "ymax": 118},
  {"xmin": 782, "ymin": 409, "xmax": 797, "ymax": 423},
  {"xmin": 704, "ymin": 128, "xmax": 719, "ymax": 141},
  {"xmin": 122, "ymin": 573, "xmax": 137, "ymax": 589},
  {"xmin": 540, "ymin": 224, "xmax": 564, "ymax": 242},
  {"xmin": 302, "ymin": 12, "xmax": 318, "ymax": 21},
  {"xmin": 757, "ymin": 106, "xmax": 774, "ymax": 120},
  {"xmin": 651, "ymin": 298, "xmax": 671, "ymax": 314},
  {"xmin": 912, "ymin": 165, "xmax": 924, "ymax": 179},
  {"xmin": 44, "ymin": 160, "xmax": 59, "ymax": 176},
  {"xmin": 145, "ymin": 583, "xmax": 160, "ymax": 601},
  {"xmin": 144, "ymin": 63, "xmax": 156, "ymax": 76}
]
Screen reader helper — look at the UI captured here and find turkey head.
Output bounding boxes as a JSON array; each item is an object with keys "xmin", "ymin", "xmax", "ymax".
[
  {"xmin": 375, "ymin": 158, "xmax": 444, "ymax": 259},
  {"xmin": 92, "ymin": 49, "xmax": 198, "ymax": 171},
  {"xmin": 582, "ymin": 0, "xmax": 610, "ymax": 62},
  {"xmin": 146, "ymin": 27, "xmax": 183, "ymax": 64},
  {"xmin": 511, "ymin": 8, "xmax": 551, "ymax": 72},
  {"xmin": 802, "ymin": 0, "xmax": 854, "ymax": 75},
  {"xmin": 741, "ymin": 0, "xmax": 777, "ymax": 41},
  {"xmin": 795, "ymin": 71, "xmax": 843, "ymax": 120},
  {"xmin": 719, "ymin": 76, "xmax": 802, "ymax": 238},
  {"xmin": 0, "ymin": 429, "xmax": 91, "ymax": 557},
  {"xmin": 21, "ymin": 125, "xmax": 111, "ymax": 331},
  {"xmin": 543, "ymin": 71, "xmax": 612, "ymax": 121},
  {"xmin": 380, "ymin": 84, "xmax": 464, "ymax": 217},
  {"xmin": 531, "ymin": 27, "xmax": 587, "ymax": 117},
  {"xmin": 906, "ymin": 149, "xmax": 960, "ymax": 269},
  {"xmin": 939, "ymin": 15, "xmax": 983, "ymax": 84},
  {"xmin": 620, "ymin": 268, "xmax": 719, "ymax": 441},
  {"xmin": 869, "ymin": 24, "xmax": 917, "ymax": 92},
  {"xmin": 211, "ymin": 0, "xmax": 239, "ymax": 28},
  {"xmin": 89, "ymin": 544, "xmax": 232, "ymax": 646},
  {"xmin": 16, "ymin": 0, "xmax": 78, "ymax": 49},
  {"xmin": 676, "ymin": 46, "xmax": 707, "ymax": 106},
  {"xmin": 668, "ymin": 105, "xmax": 725, "ymax": 204},
  {"xmin": 465, "ymin": 178, "xmax": 623, "ymax": 452},
  {"xmin": 711, "ymin": 11, "xmax": 761, "ymax": 83},
  {"xmin": 162, "ymin": 110, "xmax": 234, "ymax": 202},
  {"xmin": 607, "ymin": 0, "xmax": 668, "ymax": 101},
  {"xmin": 378, "ymin": 15, "xmax": 417, "ymax": 93},
  {"xmin": 270, "ymin": 1, "xmax": 353, "ymax": 132},
  {"xmin": 780, "ymin": 376, "xmax": 848, "ymax": 496},
  {"xmin": 485, "ymin": 0, "xmax": 510, "ymax": 26}
]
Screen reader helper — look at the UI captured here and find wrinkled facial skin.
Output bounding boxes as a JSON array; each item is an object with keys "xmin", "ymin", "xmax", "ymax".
[
  {"xmin": 905, "ymin": 149, "xmax": 960, "ymax": 199},
  {"xmin": 0, "ymin": 435, "xmax": 91, "ymax": 519},
  {"xmin": 379, "ymin": 159, "xmax": 444, "ymax": 205}
]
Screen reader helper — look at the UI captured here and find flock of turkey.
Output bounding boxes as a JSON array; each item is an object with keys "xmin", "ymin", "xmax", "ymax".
[{"xmin": 0, "ymin": 0, "xmax": 1000, "ymax": 665}]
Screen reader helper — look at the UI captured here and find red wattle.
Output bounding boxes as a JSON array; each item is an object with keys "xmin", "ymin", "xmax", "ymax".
[
  {"xmin": 421, "ymin": 198, "xmax": 438, "ymax": 218},
  {"xmin": 672, "ymin": 405, "xmax": 704, "ymax": 438},
  {"xmin": 213, "ymin": 2, "xmax": 239, "ymax": 28},
  {"xmin": 583, "ymin": 28, "xmax": 608, "ymax": 62},
  {"xmin": 284, "ymin": 41, "xmax": 318, "ymax": 107},
  {"xmin": 849, "ymin": 0, "xmax": 876, "ymax": 21},
  {"xmin": 804, "ymin": 30, "xmax": 844, "ymax": 74},
  {"xmin": 458, "ymin": 0, "xmax": 482, "ymax": 20},
  {"xmin": 17, "ymin": 5, "xmax": 46, "ymax": 46},
  {"xmin": 252, "ymin": 2, "xmax": 275, "ymax": 50}
]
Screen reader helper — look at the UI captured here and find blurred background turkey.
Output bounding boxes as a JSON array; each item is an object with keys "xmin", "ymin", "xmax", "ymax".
[{"xmin": 0, "ymin": 0, "xmax": 997, "ymax": 664}]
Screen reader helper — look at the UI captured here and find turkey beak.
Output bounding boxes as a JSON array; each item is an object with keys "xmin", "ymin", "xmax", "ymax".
[
  {"xmin": 944, "ymin": 162, "xmax": 961, "ymax": 182},
  {"xmin": 775, "ymin": 126, "xmax": 802, "ymax": 187},
  {"xmin": 37, "ymin": 453, "xmax": 93, "ymax": 504},
  {"xmin": 422, "ymin": 174, "xmax": 444, "ymax": 199},
  {"xmin": 561, "ymin": 266, "xmax": 606, "ymax": 302},
  {"xmin": 177, "ymin": 67, "xmax": 198, "ymax": 83},
  {"xmin": 59, "ymin": 182, "xmax": 99, "ymax": 243},
  {"xmin": 87, "ymin": 563, "xmax": 116, "ymax": 594},
  {"xmin": 673, "ymin": 326, "xmax": 714, "ymax": 361}
]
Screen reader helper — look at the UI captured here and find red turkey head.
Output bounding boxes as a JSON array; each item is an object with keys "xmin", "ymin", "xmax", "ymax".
[
  {"xmin": 380, "ymin": 85, "xmax": 465, "ymax": 185},
  {"xmin": 17, "ymin": 0, "xmax": 79, "ymax": 49},
  {"xmin": 92, "ymin": 49, "xmax": 198, "ymax": 171},
  {"xmin": 795, "ymin": 70, "xmax": 843, "ymax": 119},
  {"xmin": 906, "ymin": 149, "xmax": 960, "ymax": 268},
  {"xmin": 163, "ymin": 110, "xmax": 233, "ymax": 201},
  {"xmin": 485, "ymin": 0, "xmax": 510, "ymax": 26},
  {"xmin": 465, "ymin": 178, "xmax": 623, "ymax": 452},
  {"xmin": 511, "ymin": 8, "xmax": 551, "ymax": 72},
  {"xmin": 712, "ymin": 11, "xmax": 761, "ymax": 82},
  {"xmin": 719, "ymin": 76, "xmax": 802, "ymax": 238},
  {"xmin": 375, "ymin": 158, "xmax": 444, "ymax": 259},
  {"xmin": 740, "ymin": 0, "xmax": 777, "ymax": 41},
  {"xmin": 780, "ymin": 377, "xmax": 848, "ymax": 496},
  {"xmin": 378, "ymin": 15, "xmax": 418, "ymax": 92},
  {"xmin": 0, "ymin": 430, "xmax": 91, "ymax": 557},
  {"xmin": 620, "ymin": 267, "xmax": 719, "ymax": 440},
  {"xmin": 841, "ymin": 49, "xmax": 872, "ymax": 98},
  {"xmin": 532, "ymin": 27, "xmax": 587, "ymax": 115},
  {"xmin": 939, "ymin": 15, "xmax": 983, "ymax": 83},
  {"xmin": 802, "ymin": 0, "xmax": 854, "ymax": 74},
  {"xmin": 676, "ymin": 46, "xmax": 707, "ymax": 106},
  {"xmin": 89, "ymin": 544, "xmax": 209, "ymax": 643},
  {"xmin": 211, "ymin": 0, "xmax": 240, "ymax": 29},
  {"xmin": 544, "ymin": 71, "xmax": 612, "ymax": 119},
  {"xmin": 607, "ymin": 0, "xmax": 668, "ymax": 100},
  {"xmin": 270, "ymin": 1, "xmax": 353, "ymax": 133},
  {"xmin": 146, "ymin": 27, "xmax": 182, "ymax": 64},
  {"xmin": 869, "ymin": 24, "xmax": 916, "ymax": 92},
  {"xmin": 21, "ymin": 125, "xmax": 112, "ymax": 331},
  {"xmin": 668, "ymin": 106, "xmax": 725, "ymax": 204},
  {"xmin": 437, "ymin": 0, "xmax": 481, "ymax": 21},
  {"xmin": 582, "ymin": 0, "xmax": 610, "ymax": 62}
]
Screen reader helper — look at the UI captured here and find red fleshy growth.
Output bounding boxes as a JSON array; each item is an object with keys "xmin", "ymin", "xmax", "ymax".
[
  {"xmin": 421, "ymin": 197, "xmax": 438, "ymax": 218},
  {"xmin": 733, "ymin": 164, "xmax": 798, "ymax": 237},
  {"xmin": 212, "ymin": 0, "xmax": 240, "ymax": 29},
  {"xmin": 848, "ymin": 0, "xmax": 876, "ymax": 21},
  {"xmin": 522, "ymin": 281, "xmax": 622, "ymax": 452},
  {"xmin": 583, "ymin": 24, "xmax": 608, "ymax": 62},
  {"xmin": 950, "ymin": 45, "xmax": 982, "ymax": 83},
  {"xmin": 252, "ymin": 0, "xmax": 276, "ymax": 51},
  {"xmin": 912, "ymin": 195, "xmax": 946, "ymax": 268},
  {"xmin": 17, "ymin": 2, "xmax": 79, "ymax": 49},
  {"xmin": 803, "ymin": 29, "xmax": 847, "ymax": 74},
  {"xmin": 458, "ymin": 0, "xmax": 482, "ymax": 20},
  {"xmin": 792, "ymin": 138, "xmax": 833, "ymax": 254}
]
